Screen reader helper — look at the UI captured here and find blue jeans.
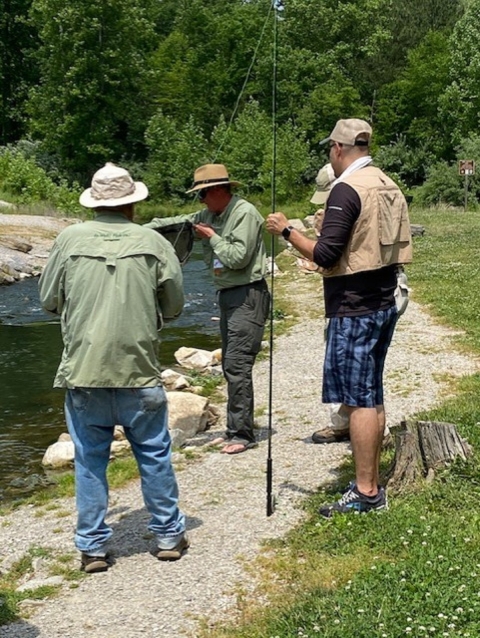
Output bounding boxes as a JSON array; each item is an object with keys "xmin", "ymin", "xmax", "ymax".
[{"xmin": 65, "ymin": 386, "xmax": 185, "ymax": 554}]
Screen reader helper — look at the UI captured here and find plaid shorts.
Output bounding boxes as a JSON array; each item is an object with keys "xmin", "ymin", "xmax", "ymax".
[{"xmin": 322, "ymin": 306, "xmax": 397, "ymax": 408}]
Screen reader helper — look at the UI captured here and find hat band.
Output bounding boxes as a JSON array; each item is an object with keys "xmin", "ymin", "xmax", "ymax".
[{"xmin": 192, "ymin": 177, "xmax": 230, "ymax": 187}]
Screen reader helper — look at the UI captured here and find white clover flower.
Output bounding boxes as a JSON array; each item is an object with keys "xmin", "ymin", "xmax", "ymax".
[
  {"xmin": 458, "ymin": 584, "xmax": 467, "ymax": 592},
  {"xmin": 407, "ymin": 529, "xmax": 413, "ymax": 534},
  {"xmin": 358, "ymin": 609, "xmax": 365, "ymax": 613},
  {"xmin": 334, "ymin": 619, "xmax": 340, "ymax": 625},
  {"xmin": 438, "ymin": 613, "xmax": 446, "ymax": 619},
  {"xmin": 426, "ymin": 560, "xmax": 432, "ymax": 566},
  {"xmin": 426, "ymin": 592, "xmax": 431, "ymax": 597},
  {"xmin": 422, "ymin": 541, "xmax": 427, "ymax": 546},
  {"xmin": 400, "ymin": 578, "xmax": 406, "ymax": 583},
  {"xmin": 405, "ymin": 628, "xmax": 412, "ymax": 633},
  {"xmin": 420, "ymin": 515, "xmax": 426, "ymax": 520},
  {"xmin": 371, "ymin": 565, "xmax": 377, "ymax": 570}
]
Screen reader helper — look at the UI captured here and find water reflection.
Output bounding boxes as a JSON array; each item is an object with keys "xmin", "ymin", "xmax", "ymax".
[{"xmin": 0, "ymin": 246, "xmax": 221, "ymax": 498}]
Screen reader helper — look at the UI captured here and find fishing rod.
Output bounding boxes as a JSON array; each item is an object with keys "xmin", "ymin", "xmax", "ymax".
[{"xmin": 266, "ymin": 0, "xmax": 284, "ymax": 518}]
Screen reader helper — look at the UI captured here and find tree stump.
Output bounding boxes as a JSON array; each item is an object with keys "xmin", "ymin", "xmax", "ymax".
[{"xmin": 386, "ymin": 420, "xmax": 472, "ymax": 491}]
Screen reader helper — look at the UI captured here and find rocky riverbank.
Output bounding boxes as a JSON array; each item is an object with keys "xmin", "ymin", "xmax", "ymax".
[
  {"xmin": 0, "ymin": 213, "xmax": 78, "ymax": 284},
  {"xmin": 0, "ymin": 242, "xmax": 478, "ymax": 636}
]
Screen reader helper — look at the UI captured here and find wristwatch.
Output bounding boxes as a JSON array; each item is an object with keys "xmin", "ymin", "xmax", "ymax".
[{"xmin": 281, "ymin": 225, "xmax": 294, "ymax": 239}]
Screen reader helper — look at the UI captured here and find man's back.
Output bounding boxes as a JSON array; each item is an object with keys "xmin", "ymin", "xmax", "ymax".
[{"xmin": 39, "ymin": 213, "xmax": 183, "ymax": 388}]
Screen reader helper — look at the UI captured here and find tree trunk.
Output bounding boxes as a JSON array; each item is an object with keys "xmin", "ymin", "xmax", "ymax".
[{"xmin": 386, "ymin": 420, "xmax": 472, "ymax": 492}]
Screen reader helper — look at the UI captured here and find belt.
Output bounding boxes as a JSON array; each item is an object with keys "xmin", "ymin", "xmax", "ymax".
[{"xmin": 218, "ymin": 278, "xmax": 267, "ymax": 293}]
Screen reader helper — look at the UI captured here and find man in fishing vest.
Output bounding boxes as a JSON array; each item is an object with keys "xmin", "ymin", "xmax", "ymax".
[
  {"xmin": 146, "ymin": 164, "xmax": 270, "ymax": 455},
  {"xmin": 39, "ymin": 163, "xmax": 189, "ymax": 572},
  {"xmin": 266, "ymin": 119, "xmax": 412, "ymax": 517}
]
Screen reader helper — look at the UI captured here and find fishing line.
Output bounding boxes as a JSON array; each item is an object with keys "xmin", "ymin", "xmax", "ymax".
[{"xmin": 211, "ymin": 3, "xmax": 274, "ymax": 162}]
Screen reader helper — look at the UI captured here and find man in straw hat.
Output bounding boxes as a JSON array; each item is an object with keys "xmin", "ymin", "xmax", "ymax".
[
  {"xmin": 146, "ymin": 164, "xmax": 270, "ymax": 455},
  {"xmin": 267, "ymin": 119, "xmax": 412, "ymax": 517},
  {"xmin": 39, "ymin": 163, "xmax": 189, "ymax": 572}
]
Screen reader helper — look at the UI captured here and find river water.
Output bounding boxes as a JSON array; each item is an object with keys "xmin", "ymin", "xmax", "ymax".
[{"xmin": 0, "ymin": 246, "xmax": 220, "ymax": 500}]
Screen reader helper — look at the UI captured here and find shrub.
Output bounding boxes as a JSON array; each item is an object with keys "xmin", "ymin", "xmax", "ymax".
[{"xmin": 0, "ymin": 146, "xmax": 81, "ymax": 214}]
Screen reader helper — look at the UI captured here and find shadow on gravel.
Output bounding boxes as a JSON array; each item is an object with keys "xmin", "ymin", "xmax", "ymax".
[
  {"xmin": 0, "ymin": 619, "xmax": 40, "ymax": 637},
  {"xmin": 106, "ymin": 507, "xmax": 203, "ymax": 559}
]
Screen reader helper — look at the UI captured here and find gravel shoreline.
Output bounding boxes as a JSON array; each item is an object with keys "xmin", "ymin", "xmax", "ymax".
[{"xmin": 0, "ymin": 286, "xmax": 478, "ymax": 637}]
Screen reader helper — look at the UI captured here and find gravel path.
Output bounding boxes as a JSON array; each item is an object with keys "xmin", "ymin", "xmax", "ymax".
[{"xmin": 0, "ymin": 280, "xmax": 477, "ymax": 637}]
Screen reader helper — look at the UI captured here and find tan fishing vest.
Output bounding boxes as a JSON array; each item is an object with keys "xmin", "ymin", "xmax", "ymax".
[{"xmin": 318, "ymin": 165, "xmax": 412, "ymax": 278}]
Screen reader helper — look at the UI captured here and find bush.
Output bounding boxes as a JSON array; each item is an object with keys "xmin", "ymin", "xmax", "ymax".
[{"xmin": 0, "ymin": 146, "xmax": 81, "ymax": 214}]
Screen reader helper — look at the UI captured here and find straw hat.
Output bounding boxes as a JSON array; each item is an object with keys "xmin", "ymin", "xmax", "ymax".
[
  {"xmin": 186, "ymin": 164, "xmax": 240, "ymax": 194},
  {"xmin": 79, "ymin": 163, "xmax": 148, "ymax": 208}
]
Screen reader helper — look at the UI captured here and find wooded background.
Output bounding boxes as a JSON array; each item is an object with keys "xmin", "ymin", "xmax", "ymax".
[{"xmin": 1, "ymin": 0, "xmax": 479, "ymax": 206}]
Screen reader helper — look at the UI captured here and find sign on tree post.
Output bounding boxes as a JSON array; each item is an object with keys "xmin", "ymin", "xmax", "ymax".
[{"xmin": 459, "ymin": 160, "xmax": 475, "ymax": 211}]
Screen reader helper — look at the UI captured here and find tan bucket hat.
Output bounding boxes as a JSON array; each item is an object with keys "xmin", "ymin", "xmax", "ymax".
[
  {"xmin": 310, "ymin": 163, "xmax": 336, "ymax": 205},
  {"xmin": 320, "ymin": 118, "xmax": 372, "ymax": 146},
  {"xmin": 186, "ymin": 164, "xmax": 240, "ymax": 194},
  {"xmin": 79, "ymin": 163, "xmax": 148, "ymax": 208}
]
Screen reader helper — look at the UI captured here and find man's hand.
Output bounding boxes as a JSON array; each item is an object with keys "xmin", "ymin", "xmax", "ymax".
[
  {"xmin": 266, "ymin": 212, "xmax": 289, "ymax": 236},
  {"xmin": 193, "ymin": 222, "xmax": 215, "ymax": 239}
]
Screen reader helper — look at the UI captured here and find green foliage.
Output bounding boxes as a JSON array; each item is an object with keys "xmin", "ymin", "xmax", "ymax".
[
  {"xmin": 0, "ymin": 0, "xmax": 39, "ymax": 144},
  {"xmin": 411, "ymin": 135, "xmax": 480, "ymax": 207},
  {"xmin": 144, "ymin": 112, "xmax": 209, "ymax": 200},
  {"xmin": 28, "ymin": 0, "xmax": 157, "ymax": 179},
  {"xmin": 375, "ymin": 31, "xmax": 452, "ymax": 155},
  {"xmin": 0, "ymin": 146, "xmax": 81, "ymax": 213},
  {"xmin": 374, "ymin": 135, "xmax": 434, "ymax": 191},
  {"xmin": 439, "ymin": 0, "xmax": 480, "ymax": 146}
]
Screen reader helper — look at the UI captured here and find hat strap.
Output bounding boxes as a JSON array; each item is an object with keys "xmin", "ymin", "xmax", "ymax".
[{"xmin": 192, "ymin": 177, "xmax": 229, "ymax": 187}]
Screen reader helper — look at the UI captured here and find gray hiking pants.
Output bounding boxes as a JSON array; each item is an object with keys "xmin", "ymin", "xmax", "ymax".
[{"xmin": 218, "ymin": 279, "xmax": 270, "ymax": 444}]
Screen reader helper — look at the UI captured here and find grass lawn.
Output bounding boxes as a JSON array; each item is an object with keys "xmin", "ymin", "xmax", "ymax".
[{"xmin": 199, "ymin": 207, "xmax": 480, "ymax": 638}]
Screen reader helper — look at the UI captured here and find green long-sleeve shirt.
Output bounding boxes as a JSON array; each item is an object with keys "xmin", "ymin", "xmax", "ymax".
[
  {"xmin": 39, "ymin": 212, "xmax": 184, "ymax": 388},
  {"xmin": 145, "ymin": 195, "xmax": 267, "ymax": 290}
]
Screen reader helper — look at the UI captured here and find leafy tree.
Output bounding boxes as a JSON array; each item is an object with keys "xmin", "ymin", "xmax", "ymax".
[
  {"xmin": 0, "ymin": 0, "xmax": 39, "ymax": 144},
  {"xmin": 144, "ymin": 112, "xmax": 209, "ymax": 200},
  {"xmin": 145, "ymin": 0, "xmax": 268, "ymax": 133},
  {"xmin": 375, "ymin": 31, "xmax": 452, "ymax": 156},
  {"xmin": 439, "ymin": 0, "xmax": 480, "ymax": 148},
  {"xmin": 366, "ymin": 0, "xmax": 463, "ymax": 87},
  {"xmin": 28, "ymin": 0, "xmax": 157, "ymax": 180}
]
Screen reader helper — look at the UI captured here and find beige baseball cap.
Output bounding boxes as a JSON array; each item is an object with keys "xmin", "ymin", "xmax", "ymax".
[{"xmin": 320, "ymin": 118, "xmax": 372, "ymax": 146}]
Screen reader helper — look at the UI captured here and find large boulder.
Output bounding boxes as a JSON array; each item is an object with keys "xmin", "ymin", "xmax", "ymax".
[
  {"xmin": 174, "ymin": 346, "xmax": 216, "ymax": 371},
  {"xmin": 167, "ymin": 391, "xmax": 210, "ymax": 448}
]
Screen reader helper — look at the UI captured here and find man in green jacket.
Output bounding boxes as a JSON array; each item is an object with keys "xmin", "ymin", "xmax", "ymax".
[
  {"xmin": 146, "ymin": 164, "xmax": 270, "ymax": 455},
  {"xmin": 39, "ymin": 163, "xmax": 188, "ymax": 572}
]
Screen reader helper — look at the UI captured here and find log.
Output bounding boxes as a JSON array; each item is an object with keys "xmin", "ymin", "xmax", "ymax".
[{"xmin": 386, "ymin": 420, "xmax": 472, "ymax": 491}]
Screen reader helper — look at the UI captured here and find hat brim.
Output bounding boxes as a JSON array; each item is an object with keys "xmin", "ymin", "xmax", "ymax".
[
  {"xmin": 79, "ymin": 182, "xmax": 149, "ymax": 208},
  {"xmin": 310, "ymin": 189, "xmax": 329, "ymax": 205},
  {"xmin": 186, "ymin": 180, "xmax": 241, "ymax": 194},
  {"xmin": 319, "ymin": 136, "xmax": 330, "ymax": 146}
]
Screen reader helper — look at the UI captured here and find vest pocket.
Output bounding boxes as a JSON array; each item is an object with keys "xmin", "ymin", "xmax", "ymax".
[{"xmin": 377, "ymin": 186, "xmax": 410, "ymax": 246}]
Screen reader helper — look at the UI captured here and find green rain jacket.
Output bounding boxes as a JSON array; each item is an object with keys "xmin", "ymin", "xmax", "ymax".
[
  {"xmin": 38, "ymin": 213, "xmax": 184, "ymax": 388},
  {"xmin": 145, "ymin": 195, "xmax": 267, "ymax": 290}
]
